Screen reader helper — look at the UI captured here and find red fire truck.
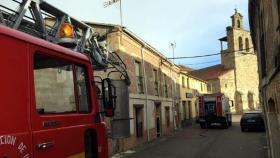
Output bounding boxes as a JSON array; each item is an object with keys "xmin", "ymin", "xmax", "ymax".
[
  {"xmin": 0, "ymin": 0, "xmax": 130, "ymax": 157},
  {"xmin": 198, "ymin": 93, "xmax": 232, "ymax": 128}
]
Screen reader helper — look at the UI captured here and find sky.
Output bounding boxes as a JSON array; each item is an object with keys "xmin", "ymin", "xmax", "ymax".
[{"xmin": 6, "ymin": 0, "xmax": 250, "ymax": 69}]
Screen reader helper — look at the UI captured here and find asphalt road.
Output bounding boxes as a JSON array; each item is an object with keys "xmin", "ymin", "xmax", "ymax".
[{"xmin": 122, "ymin": 115, "xmax": 268, "ymax": 158}]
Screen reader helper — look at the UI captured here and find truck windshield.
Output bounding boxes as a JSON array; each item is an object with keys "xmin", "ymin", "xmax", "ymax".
[
  {"xmin": 205, "ymin": 101, "xmax": 216, "ymax": 115},
  {"xmin": 33, "ymin": 53, "xmax": 91, "ymax": 114}
]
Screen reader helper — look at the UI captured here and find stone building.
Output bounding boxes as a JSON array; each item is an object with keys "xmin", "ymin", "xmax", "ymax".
[
  {"xmin": 189, "ymin": 10, "xmax": 260, "ymax": 113},
  {"xmin": 178, "ymin": 65, "xmax": 208, "ymax": 126},
  {"xmin": 86, "ymin": 22, "xmax": 181, "ymax": 155},
  {"xmin": 249, "ymin": 1, "xmax": 280, "ymax": 157}
]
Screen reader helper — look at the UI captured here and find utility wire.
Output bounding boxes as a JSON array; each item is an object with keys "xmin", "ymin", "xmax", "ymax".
[
  {"xmin": 184, "ymin": 60, "xmax": 221, "ymax": 66},
  {"xmin": 182, "ymin": 52, "xmax": 252, "ymax": 66},
  {"xmin": 182, "ymin": 51, "xmax": 254, "ymax": 67},
  {"xmin": 167, "ymin": 47, "xmax": 254, "ymax": 59}
]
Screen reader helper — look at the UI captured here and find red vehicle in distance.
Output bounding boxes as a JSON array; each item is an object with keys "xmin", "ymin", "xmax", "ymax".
[{"xmin": 198, "ymin": 93, "xmax": 233, "ymax": 128}]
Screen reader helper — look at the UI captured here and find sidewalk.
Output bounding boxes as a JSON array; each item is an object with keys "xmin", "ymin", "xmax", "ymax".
[{"xmin": 110, "ymin": 128, "xmax": 183, "ymax": 158}]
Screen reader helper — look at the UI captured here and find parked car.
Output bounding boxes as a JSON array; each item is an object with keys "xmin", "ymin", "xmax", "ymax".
[{"xmin": 240, "ymin": 111, "xmax": 265, "ymax": 132}]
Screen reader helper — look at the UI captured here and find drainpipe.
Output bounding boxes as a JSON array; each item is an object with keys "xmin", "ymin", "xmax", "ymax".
[{"xmin": 140, "ymin": 44, "xmax": 150, "ymax": 142}]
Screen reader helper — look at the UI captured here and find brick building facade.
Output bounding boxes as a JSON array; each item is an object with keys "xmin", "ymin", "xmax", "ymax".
[
  {"xmin": 87, "ymin": 22, "xmax": 181, "ymax": 155},
  {"xmin": 85, "ymin": 22, "xmax": 209, "ymax": 155},
  {"xmin": 249, "ymin": 1, "xmax": 280, "ymax": 157}
]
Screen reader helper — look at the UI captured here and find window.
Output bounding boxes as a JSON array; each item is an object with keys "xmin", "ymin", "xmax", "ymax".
[
  {"xmin": 76, "ymin": 66, "xmax": 91, "ymax": 113},
  {"xmin": 268, "ymin": 98, "xmax": 276, "ymax": 113},
  {"xmin": 187, "ymin": 78, "xmax": 190, "ymax": 88},
  {"xmin": 182, "ymin": 76, "xmax": 185, "ymax": 88},
  {"xmin": 34, "ymin": 53, "xmax": 91, "ymax": 114},
  {"xmin": 245, "ymin": 38, "xmax": 250, "ymax": 52},
  {"xmin": 225, "ymin": 84, "xmax": 227, "ymax": 89},
  {"xmin": 238, "ymin": 37, "xmax": 243, "ymax": 50},
  {"xmin": 135, "ymin": 61, "xmax": 144, "ymax": 93},
  {"xmin": 163, "ymin": 74, "xmax": 168, "ymax": 98},
  {"xmin": 207, "ymin": 83, "xmax": 212, "ymax": 93},
  {"xmin": 135, "ymin": 106, "xmax": 143, "ymax": 137},
  {"xmin": 205, "ymin": 101, "xmax": 216, "ymax": 114},
  {"xmin": 165, "ymin": 107, "xmax": 170, "ymax": 128},
  {"xmin": 200, "ymin": 83, "xmax": 203, "ymax": 91},
  {"xmin": 237, "ymin": 20, "xmax": 241, "ymax": 28},
  {"xmin": 153, "ymin": 69, "xmax": 159, "ymax": 96}
]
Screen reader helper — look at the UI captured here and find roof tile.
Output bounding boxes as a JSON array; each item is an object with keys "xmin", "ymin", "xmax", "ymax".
[{"xmin": 189, "ymin": 64, "xmax": 233, "ymax": 81}]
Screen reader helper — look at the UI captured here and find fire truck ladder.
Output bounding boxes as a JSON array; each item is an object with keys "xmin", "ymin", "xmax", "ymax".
[{"xmin": 0, "ymin": 0, "xmax": 130, "ymax": 85}]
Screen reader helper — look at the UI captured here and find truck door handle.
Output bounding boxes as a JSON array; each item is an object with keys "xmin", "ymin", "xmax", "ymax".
[{"xmin": 36, "ymin": 141, "xmax": 55, "ymax": 150}]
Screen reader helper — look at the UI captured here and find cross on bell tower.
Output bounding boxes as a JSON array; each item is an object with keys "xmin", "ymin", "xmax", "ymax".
[{"xmin": 231, "ymin": 8, "xmax": 243, "ymax": 30}]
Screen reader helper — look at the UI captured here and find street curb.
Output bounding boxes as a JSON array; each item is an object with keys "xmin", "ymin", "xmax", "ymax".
[{"xmin": 110, "ymin": 128, "xmax": 183, "ymax": 158}]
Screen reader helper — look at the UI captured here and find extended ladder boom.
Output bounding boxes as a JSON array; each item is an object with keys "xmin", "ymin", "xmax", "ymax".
[{"xmin": 0, "ymin": 0, "xmax": 130, "ymax": 85}]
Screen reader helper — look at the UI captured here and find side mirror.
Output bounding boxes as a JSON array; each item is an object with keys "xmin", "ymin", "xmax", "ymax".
[{"xmin": 102, "ymin": 78, "xmax": 116, "ymax": 117}]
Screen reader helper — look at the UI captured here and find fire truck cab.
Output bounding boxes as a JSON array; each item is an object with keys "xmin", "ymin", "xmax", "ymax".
[
  {"xmin": 198, "ymin": 93, "xmax": 232, "ymax": 128},
  {"xmin": 0, "ymin": 25, "xmax": 112, "ymax": 157}
]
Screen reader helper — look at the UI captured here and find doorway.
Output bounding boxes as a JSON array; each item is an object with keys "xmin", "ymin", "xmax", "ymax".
[
  {"xmin": 187, "ymin": 101, "xmax": 192, "ymax": 120},
  {"xmin": 155, "ymin": 103, "xmax": 161, "ymax": 137},
  {"xmin": 183, "ymin": 101, "xmax": 187, "ymax": 120},
  {"xmin": 235, "ymin": 91, "xmax": 243, "ymax": 113}
]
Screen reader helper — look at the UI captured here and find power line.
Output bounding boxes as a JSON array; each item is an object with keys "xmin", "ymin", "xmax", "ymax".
[
  {"xmin": 182, "ymin": 51, "xmax": 252, "ymax": 66},
  {"xmin": 183, "ymin": 60, "xmax": 221, "ymax": 66},
  {"xmin": 167, "ymin": 47, "xmax": 254, "ymax": 59}
]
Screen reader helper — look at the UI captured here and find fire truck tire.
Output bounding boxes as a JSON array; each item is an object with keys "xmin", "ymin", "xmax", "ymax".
[
  {"xmin": 200, "ymin": 123, "xmax": 206, "ymax": 129},
  {"xmin": 222, "ymin": 120, "xmax": 229, "ymax": 128}
]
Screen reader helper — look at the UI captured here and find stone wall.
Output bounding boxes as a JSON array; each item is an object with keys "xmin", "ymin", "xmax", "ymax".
[
  {"xmin": 207, "ymin": 79, "xmax": 221, "ymax": 94},
  {"xmin": 232, "ymin": 29, "xmax": 260, "ymax": 111},
  {"xmin": 218, "ymin": 12, "xmax": 260, "ymax": 112},
  {"xmin": 249, "ymin": 0, "xmax": 280, "ymax": 157}
]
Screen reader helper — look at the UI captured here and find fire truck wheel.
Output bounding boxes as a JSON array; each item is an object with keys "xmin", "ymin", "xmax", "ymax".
[
  {"xmin": 223, "ymin": 121, "xmax": 229, "ymax": 128},
  {"xmin": 200, "ymin": 123, "xmax": 206, "ymax": 129}
]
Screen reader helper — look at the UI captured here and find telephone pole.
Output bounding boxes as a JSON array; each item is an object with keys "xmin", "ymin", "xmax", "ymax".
[
  {"xmin": 104, "ymin": 0, "xmax": 123, "ymax": 26},
  {"xmin": 169, "ymin": 41, "xmax": 177, "ymax": 130}
]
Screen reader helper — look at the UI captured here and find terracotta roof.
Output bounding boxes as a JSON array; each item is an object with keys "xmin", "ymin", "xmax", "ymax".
[
  {"xmin": 188, "ymin": 64, "xmax": 233, "ymax": 81},
  {"xmin": 178, "ymin": 65, "xmax": 195, "ymax": 72},
  {"xmin": 186, "ymin": 73, "xmax": 207, "ymax": 83}
]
